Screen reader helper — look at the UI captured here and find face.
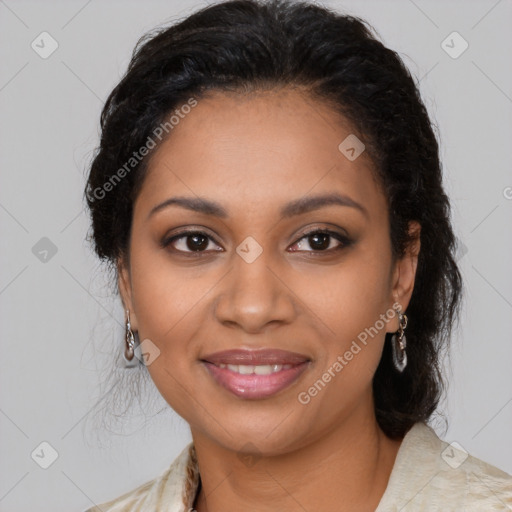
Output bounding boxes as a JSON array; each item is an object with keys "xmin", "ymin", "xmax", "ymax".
[{"xmin": 118, "ymin": 87, "xmax": 419, "ymax": 455}]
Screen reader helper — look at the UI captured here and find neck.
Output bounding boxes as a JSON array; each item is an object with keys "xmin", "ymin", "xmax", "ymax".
[{"xmin": 191, "ymin": 397, "xmax": 403, "ymax": 512}]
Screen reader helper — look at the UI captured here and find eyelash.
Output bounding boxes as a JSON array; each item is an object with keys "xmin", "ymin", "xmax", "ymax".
[{"xmin": 160, "ymin": 228, "xmax": 352, "ymax": 256}]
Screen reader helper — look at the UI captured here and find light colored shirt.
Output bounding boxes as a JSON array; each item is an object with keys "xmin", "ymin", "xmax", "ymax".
[{"xmin": 85, "ymin": 421, "xmax": 512, "ymax": 511}]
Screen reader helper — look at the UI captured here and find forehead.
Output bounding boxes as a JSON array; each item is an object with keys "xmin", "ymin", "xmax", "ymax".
[{"xmin": 135, "ymin": 88, "xmax": 385, "ymax": 218}]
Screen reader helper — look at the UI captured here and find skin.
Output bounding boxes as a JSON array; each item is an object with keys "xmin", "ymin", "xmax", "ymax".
[{"xmin": 118, "ymin": 87, "xmax": 421, "ymax": 512}]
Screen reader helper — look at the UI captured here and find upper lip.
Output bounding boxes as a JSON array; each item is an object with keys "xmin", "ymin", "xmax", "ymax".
[{"xmin": 201, "ymin": 348, "xmax": 310, "ymax": 366}]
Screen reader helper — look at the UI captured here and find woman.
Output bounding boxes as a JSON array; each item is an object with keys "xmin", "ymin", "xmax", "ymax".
[{"xmin": 83, "ymin": 0, "xmax": 512, "ymax": 510}]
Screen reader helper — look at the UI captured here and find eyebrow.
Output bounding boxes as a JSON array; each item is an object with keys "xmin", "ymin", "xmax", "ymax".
[{"xmin": 147, "ymin": 192, "xmax": 368, "ymax": 220}]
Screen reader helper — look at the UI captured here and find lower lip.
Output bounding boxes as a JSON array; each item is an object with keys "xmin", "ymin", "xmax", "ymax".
[{"xmin": 202, "ymin": 361, "xmax": 310, "ymax": 399}]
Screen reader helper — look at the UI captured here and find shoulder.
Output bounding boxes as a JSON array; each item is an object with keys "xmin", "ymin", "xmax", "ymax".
[
  {"xmin": 82, "ymin": 442, "xmax": 198, "ymax": 512},
  {"xmin": 376, "ymin": 422, "xmax": 512, "ymax": 511},
  {"xmin": 452, "ymin": 448, "xmax": 512, "ymax": 510}
]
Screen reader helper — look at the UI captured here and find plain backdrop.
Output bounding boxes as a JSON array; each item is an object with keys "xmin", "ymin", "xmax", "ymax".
[{"xmin": 1, "ymin": 0, "xmax": 511, "ymax": 510}]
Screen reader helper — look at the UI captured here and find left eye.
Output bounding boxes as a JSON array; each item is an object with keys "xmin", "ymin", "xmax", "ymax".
[{"xmin": 289, "ymin": 229, "xmax": 349, "ymax": 252}]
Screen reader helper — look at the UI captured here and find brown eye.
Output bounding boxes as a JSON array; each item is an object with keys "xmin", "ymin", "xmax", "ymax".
[
  {"xmin": 289, "ymin": 229, "xmax": 352, "ymax": 253},
  {"xmin": 162, "ymin": 231, "xmax": 222, "ymax": 253},
  {"xmin": 307, "ymin": 232, "xmax": 331, "ymax": 251}
]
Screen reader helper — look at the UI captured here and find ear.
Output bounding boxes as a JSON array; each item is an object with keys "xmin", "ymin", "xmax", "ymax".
[
  {"xmin": 387, "ymin": 221, "xmax": 421, "ymax": 331},
  {"xmin": 117, "ymin": 256, "xmax": 138, "ymax": 331}
]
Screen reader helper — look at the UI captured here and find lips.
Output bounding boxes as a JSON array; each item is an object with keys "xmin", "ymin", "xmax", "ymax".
[
  {"xmin": 200, "ymin": 348, "xmax": 311, "ymax": 399},
  {"xmin": 201, "ymin": 348, "xmax": 310, "ymax": 366}
]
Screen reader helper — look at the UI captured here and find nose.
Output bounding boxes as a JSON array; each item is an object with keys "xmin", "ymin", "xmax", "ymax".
[{"xmin": 213, "ymin": 248, "xmax": 296, "ymax": 334}]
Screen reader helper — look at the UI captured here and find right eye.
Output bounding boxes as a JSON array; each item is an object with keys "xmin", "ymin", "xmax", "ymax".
[{"xmin": 161, "ymin": 230, "xmax": 223, "ymax": 255}]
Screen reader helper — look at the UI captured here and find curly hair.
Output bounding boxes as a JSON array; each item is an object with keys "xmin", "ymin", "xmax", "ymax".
[{"xmin": 84, "ymin": 0, "xmax": 462, "ymax": 439}]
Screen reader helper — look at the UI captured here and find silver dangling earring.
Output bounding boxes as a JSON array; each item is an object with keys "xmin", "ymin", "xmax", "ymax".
[
  {"xmin": 125, "ymin": 309, "xmax": 135, "ymax": 361},
  {"xmin": 391, "ymin": 307, "xmax": 408, "ymax": 372}
]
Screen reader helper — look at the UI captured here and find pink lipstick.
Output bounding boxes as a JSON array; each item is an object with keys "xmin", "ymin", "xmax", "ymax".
[{"xmin": 201, "ymin": 348, "xmax": 311, "ymax": 399}]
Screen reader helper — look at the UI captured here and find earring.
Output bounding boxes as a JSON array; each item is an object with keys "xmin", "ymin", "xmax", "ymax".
[
  {"xmin": 391, "ymin": 307, "xmax": 408, "ymax": 372},
  {"xmin": 125, "ymin": 309, "xmax": 135, "ymax": 361}
]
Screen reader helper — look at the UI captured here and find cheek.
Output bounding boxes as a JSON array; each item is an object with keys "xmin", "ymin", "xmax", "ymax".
[
  {"xmin": 306, "ymin": 247, "xmax": 394, "ymax": 382},
  {"xmin": 315, "ymin": 255, "xmax": 392, "ymax": 339},
  {"xmin": 128, "ymin": 250, "xmax": 208, "ymax": 414},
  {"xmin": 128, "ymin": 235, "xmax": 211, "ymax": 338},
  {"xmin": 295, "ymin": 269, "xmax": 393, "ymax": 417}
]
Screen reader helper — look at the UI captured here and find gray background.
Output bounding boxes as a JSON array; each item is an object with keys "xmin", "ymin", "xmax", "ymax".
[{"xmin": 1, "ymin": 0, "xmax": 511, "ymax": 510}]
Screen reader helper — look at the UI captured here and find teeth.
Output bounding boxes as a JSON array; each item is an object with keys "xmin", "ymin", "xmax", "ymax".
[
  {"xmin": 237, "ymin": 364, "xmax": 254, "ymax": 375},
  {"xmin": 217, "ymin": 363, "xmax": 293, "ymax": 374},
  {"xmin": 255, "ymin": 365, "xmax": 273, "ymax": 375}
]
